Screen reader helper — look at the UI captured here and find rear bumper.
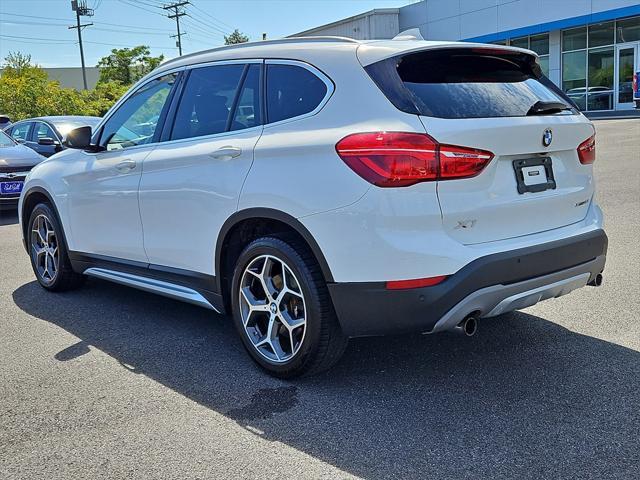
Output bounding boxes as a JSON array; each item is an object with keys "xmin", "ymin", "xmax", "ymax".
[{"xmin": 328, "ymin": 229, "xmax": 607, "ymax": 337}]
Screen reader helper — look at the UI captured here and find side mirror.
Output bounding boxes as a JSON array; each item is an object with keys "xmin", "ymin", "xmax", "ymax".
[
  {"xmin": 15, "ymin": 138, "xmax": 26, "ymax": 144},
  {"xmin": 64, "ymin": 126, "xmax": 92, "ymax": 149},
  {"xmin": 38, "ymin": 137, "xmax": 58, "ymax": 146}
]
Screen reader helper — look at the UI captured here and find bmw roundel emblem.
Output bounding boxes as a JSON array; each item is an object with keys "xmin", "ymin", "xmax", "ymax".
[{"xmin": 542, "ymin": 128, "xmax": 553, "ymax": 147}]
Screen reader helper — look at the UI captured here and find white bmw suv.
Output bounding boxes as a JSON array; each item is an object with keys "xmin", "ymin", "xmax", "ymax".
[{"xmin": 19, "ymin": 37, "xmax": 607, "ymax": 377}]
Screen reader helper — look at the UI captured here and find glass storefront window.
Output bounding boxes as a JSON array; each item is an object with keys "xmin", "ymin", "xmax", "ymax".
[
  {"xmin": 588, "ymin": 22, "xmax": 614, "ymax": 47},
  {"xmin": 538, "ymin": 56, "xmax": 549, "ymax": 76},
  {"xmin": 563, "ymin": 50, "xmax": 587, "ymax": 110},
  {"xmin": 616, "ymin": 16, "xmax": 640, "ymax": 43},
  {"xmin": 530, "ymin": 34, "xmax": 549, "ymax": 55},
  {"xmin": 587, "ymin": 47, "xmax": 614, "ymax": 110},
  {"xmin": 563, "ymin": 27, "xmax": 587, "ymax": 51},
  {"xmin": 562, "ymin": 50, "xmax": 587, "ymax": 90},
  {"xmin": 510, "ymin": 36, "xmax": 529, "ymax": 49}
]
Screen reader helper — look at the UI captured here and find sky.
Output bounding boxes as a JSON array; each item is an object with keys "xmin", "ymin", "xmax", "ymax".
[{"xmin": 0, "ymin": 0, "xmax": 415, "ymax": 68}]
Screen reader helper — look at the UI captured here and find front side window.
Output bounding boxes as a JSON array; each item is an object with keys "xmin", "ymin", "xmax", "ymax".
[
  {"xmin": 100, "ymin": 73, "xmax": 177, "ymax": 151},
  {"xmin": 171, "ymin": 64, "xmax": 245, "ymax": 140},
  {"xmin": 10, "ymin": 122, "xmax": 31, "ymax": 142},
  {"xmin": 33, "ymin": 122, "xmax": 57, "ymax": 141},
  {"xmin": 266, "ymin": 64, "xmax": 328, "ymax": 123}
]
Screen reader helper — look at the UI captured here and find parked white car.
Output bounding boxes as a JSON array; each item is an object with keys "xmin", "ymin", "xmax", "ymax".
[{"xmin": 19, "ymin": 37, "xmax": 607, "ymax": 377}]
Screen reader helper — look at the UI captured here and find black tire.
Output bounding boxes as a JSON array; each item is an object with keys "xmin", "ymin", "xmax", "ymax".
[
  {"xmin": 27, "ymin": 202, "xmax": 85, "ymax": 292},
  {"xmin": 231, "ymin": 236, "xmax": 347, "ymax": 378}
]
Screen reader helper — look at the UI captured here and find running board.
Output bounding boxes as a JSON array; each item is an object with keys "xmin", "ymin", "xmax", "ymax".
[{"xmin": 83, "ymin": 267, "xmax": 220, "ymax": 312}]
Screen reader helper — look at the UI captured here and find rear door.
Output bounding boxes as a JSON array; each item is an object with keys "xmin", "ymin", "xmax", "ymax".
[{"xmin": 366, "ymin": 47, "xmax": 595, "ymax": 245}]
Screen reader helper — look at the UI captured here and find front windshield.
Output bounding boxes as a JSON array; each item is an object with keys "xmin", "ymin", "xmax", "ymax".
[{"xmin": 0, "ymin": 130, "xmax": 15, "ymax": 147}]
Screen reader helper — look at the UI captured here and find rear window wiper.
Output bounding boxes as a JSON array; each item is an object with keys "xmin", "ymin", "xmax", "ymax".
[{"xmin": 526, "ymin": 100, "xmax": 571, "ymax": 116}]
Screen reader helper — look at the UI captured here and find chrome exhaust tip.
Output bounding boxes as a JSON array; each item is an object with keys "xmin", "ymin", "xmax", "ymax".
[
  {"xmin": 588, "ymin": 273, "xmax": 603, "ymax": 287},
  {"xmin": 453, "ymin": 315, "xmax": 478, "ymax": 337}
]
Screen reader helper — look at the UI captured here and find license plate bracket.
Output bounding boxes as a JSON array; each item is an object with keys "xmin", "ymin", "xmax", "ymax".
[
  {"xmin": 513, "ymin": 157, "xmax": 556, "ymax": 194},
  {"xmin": 0, "ymin": 181, "xmax": 24, "ymax": 195}
]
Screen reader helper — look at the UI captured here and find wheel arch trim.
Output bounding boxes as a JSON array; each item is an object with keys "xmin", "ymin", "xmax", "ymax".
[
  {"xmin": 20, "ymin": 186, "xmax": 68, "ymax": 253},
  {"xmin": 215, "ymin": 208, "xmax": 335, "ymax": 293}
]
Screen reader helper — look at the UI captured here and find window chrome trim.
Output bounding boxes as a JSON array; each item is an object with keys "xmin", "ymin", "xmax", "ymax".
[
  {"xmin": 263, "ymin": 59, "xmax": 335, "ymax": 129},
  {"xmin": 184, "ymin": 58, "xmax": 263, "ymax": 71},
  {"xmin": 153, "ymin": 124, "xmax": 264, "ymax": 149}
]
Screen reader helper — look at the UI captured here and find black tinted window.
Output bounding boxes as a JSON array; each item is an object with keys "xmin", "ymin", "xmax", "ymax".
[
  {"xmin": 266, "ymin": 64, "xmax": 327, "ymax": 123},
  {"xmin": 230, "ymin": 64, "xmax": 261, "ymax": 131},
  {"xmin": 367, "ymin": 49, "xmax": 572, "ymax": 119},
  {"xmin": 171, "ymin": 64, "xmax": 244, "ymax": 140}
]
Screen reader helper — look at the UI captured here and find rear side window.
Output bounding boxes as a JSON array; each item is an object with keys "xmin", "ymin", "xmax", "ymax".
[
  {"xmin": 366, "ymin": 49, "xmax": 574, "ymax": 119},
  {"xmin": 266, "ymin": 64, "xmax": 327, "ymax": 123},
  {"xmin": 171, "ymin": 64, "xmax": 244, "ymax": 140},
  {"xmin": 230, "ymin": 64, "xmax": 261, "ymax": 131}
]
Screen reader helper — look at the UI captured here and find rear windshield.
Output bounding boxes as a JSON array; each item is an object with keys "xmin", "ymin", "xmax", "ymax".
[{"xmin": 365, "ymin": 48, "xmax": 576, "ymax": 119}]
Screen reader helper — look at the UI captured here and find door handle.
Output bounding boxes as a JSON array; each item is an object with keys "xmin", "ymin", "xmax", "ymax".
[
  {"xmin": 210, "ymin": 146, "xmax": 242, "ymax": 160},
  {"xmin": 115, "ymin": 159, "xmax": 136, "ymax": 172}
]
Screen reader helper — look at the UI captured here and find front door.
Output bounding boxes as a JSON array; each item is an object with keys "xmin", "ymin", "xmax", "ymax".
[
  {"xmin": 65, "ymin": 72, "xmax": 179, "ymax": 262},
  {"xmin": 615, "ymin": 43, "xmax": 639, "ymax": 110}
]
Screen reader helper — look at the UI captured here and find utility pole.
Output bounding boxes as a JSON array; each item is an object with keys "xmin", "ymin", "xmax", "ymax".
[
  {"xmin": 163, "ymin": 1, "xmax": 189, "ymax": 56},
  {"xmin": 69, "ymin": 0, "xmax": 93, "ymax": 90}
]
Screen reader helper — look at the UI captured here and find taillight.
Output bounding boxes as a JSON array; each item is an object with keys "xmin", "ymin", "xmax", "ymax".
[
  {"xmin": 336, "ymin": 132, "xmax": 493, "ymax": 187},
  {"xmin": 577, "ymin": 134, "xmax": 596, "ymax": 165},
  {"xmin": 633, "ymin": 72, "xmax": 637, "ymax": 94}
]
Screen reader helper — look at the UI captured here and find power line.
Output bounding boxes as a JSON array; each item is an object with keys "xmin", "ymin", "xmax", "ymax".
[
  {"xmin": 185, "ymin": 12, "xmax": 227, "ymax": 36},
  {"xmin": 116, "ymin": 0, "xmax": 165, "ymax": 16},
  {"xmin": 0, "ymin": 12, "xmax": 171, "ymax": 32},
  {"xmin": 163, "ymin": 1, "xmax": 189, "ymax": 56},
  {"xmin": 69, "ymin": 0, "xmax": 94, "ymax": 90},
  {"xmin": 181, "ymin": 17, "xmax": 224, "ymax": 40},
  {"xmin": 189, "ymin": 2, "xmax": 233, "ymax": 33},
  {"xmin": 0, "ymin": 33, "xmax": 178, "ymax": 50}
]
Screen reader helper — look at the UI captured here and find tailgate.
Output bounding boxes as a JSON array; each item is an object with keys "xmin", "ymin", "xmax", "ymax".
[{"xmin": 424, "ymin": 115, "xmax": 595, "ymax": 244}]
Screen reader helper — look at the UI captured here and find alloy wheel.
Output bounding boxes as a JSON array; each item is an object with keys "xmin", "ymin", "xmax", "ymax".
[
  {"xmin": 239, "ymin": 254, "xmax": 307, "ymax": 363},
  {"xmin": 30, "ymin": 214, "xmax": 59, "ymax": 285}
]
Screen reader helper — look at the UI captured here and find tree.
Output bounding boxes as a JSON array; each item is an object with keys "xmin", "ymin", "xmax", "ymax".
[
  {"xmin": 224, "ymin": 29, "xmax": 249, "ymax": 45},
  {"xmin": 0, "ymin": 52, "xmax": 129, "ymax": 120},
  {"xmin": 2, "ymin": 51, "xmax": 35, "ymax": 76},
  {"xmin": 97, "ymin": 46, "xmax": 164, "ymax": 85}
]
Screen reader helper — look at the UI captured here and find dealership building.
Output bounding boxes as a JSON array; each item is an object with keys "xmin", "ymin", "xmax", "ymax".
[{"xmin": 294, "ymin": 1, "xmax": 640, "ymax": 114}]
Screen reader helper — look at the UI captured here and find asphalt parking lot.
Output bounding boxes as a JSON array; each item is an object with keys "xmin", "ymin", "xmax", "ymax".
[{"xmin": 1, "ymin": 119, "xmax": 639, "ymax": 479}]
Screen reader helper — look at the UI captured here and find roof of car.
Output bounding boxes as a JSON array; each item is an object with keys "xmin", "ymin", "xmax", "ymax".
[{"xmin": 157, "ymin": 36, "xmax": 535, "ymax": 72}]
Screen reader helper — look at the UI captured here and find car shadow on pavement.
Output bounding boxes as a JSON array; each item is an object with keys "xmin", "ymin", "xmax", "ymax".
[{"xmin": 12, "ymin": 278, "xmax": 639, "ymax": 479}]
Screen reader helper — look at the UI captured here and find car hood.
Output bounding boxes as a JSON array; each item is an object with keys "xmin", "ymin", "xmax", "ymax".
[{"xmin": 0, "ymin": 144, "xmax": 45, "ymax": 168}]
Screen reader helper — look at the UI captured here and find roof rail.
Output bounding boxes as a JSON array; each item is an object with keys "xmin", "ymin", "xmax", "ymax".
[{"xmin": 160, "ymin": 36, "xmax": 360, "ymax": 68}]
